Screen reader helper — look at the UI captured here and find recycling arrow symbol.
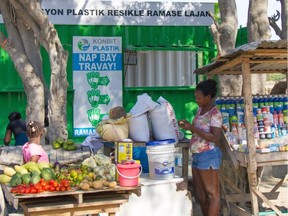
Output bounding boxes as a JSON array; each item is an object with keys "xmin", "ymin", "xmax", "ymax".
[{"xmin": 86, "ymin": 71, "xmax": 110, "ymax": 89}]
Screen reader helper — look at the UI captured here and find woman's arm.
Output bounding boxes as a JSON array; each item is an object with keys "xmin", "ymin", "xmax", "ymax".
[
  {"xmin": 189, "ymin": 125, "xmax": 222, "ymax": 144},
  {"xmin": 179, "ymin": 119, "xmax": 222, "ymax": 144},
  {"xmin": 4, "ymin": 129, "xmax": 12, "ymax": 146},
  {"xmin": 30, "ymin": 155, "xmax": 40, "ymax": 163}
]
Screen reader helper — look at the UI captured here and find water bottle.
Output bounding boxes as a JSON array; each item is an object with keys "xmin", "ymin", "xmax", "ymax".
[
  {"xmin": 273, "ymin": 110, "xmax": 279, "ymax": 127},
  {"xmin": 239, "ymin": 97, "xmax": 244, "ymax": 110},
  {"xmin": 283, "ymin": 98, "xmax": 288, "ymax": 124},
  {"xmin": 253, "ymin": 97, "xmax": 259, "ymax": 116},
  {"xmin": 273, "ymin": 95, "xmax": 280, "ymax": 109},
  {"xmin": 215, "ymin": 97, "xmax": 222, "ymax": 110},
  {"xmin": 221, "ymin": 107, "xmax": 230, "ymax": 132},
  {"xmin": 259, "ymin": 96, "xmax": 265, "ymax": 109},
  {"xmin": 278, "ymin": 110, "xmax": 284, "ymax": 127},
  {"xmin": 236, "ymin": 106, "xmax": 245, "ymax": 126}
]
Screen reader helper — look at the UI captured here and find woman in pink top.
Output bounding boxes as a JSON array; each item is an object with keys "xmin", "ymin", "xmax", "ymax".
[
  {"xmin": 179, "ymin": 79, "xmax": 222, "ymax": 216},
  {"xmin": 22, "ymin": 121, "xmax": 49, "ymax": 163}
]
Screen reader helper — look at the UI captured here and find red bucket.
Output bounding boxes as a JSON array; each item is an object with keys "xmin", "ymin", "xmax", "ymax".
[{"xmin": 116, "ymin": 162, "xmax": 141, "ymax": 187}]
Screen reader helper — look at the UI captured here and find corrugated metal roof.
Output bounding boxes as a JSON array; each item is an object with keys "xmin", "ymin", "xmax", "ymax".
[{"xmin": 194, "ymin": 39, "xmax": 288, "ymax": 75}]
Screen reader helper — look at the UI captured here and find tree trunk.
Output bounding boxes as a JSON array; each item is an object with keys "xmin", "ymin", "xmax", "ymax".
[
  {"xmin": 0, "ymin": 0, "xmax": 68, "ymax": 143},
  {"xmin": 0, "ymin": 0, "xmax": 45, "ymax": 124},
  {"xmin": 247, "ymin": 0, "xmax": 271, "ymax": 95},
  {"xmin": 210, "ymin": 0, "xmax": 242, "ymax": 96}
]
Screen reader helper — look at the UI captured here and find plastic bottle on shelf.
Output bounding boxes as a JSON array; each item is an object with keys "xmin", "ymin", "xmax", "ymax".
[
  {"xmin": 278, "ymin": 110, "xmax": 284, "ymax": 127},
  {"xmin": 271, "ymin": 124, "xmax": 276, "ymax": 138},
  {"xmin": 266, "ymin": 106, "xmax": 273, "ymax": 125},
  {"xmin": 253, "ymin": 97, "xmax": 259, "ymax": 116},
  {"xmin": 221, "ymin": 107, "xmax": 230, "ymax": 132},
  {"xmin": 259, "ymin": 96, "xmax": 265, "ymax": 109},
  {"xmin": 236, "ymin": 106, "xmax": 245, "ymax": 126},
  {"xmin": 273, "ymin": 110, "xmax": 279, "ymax": 127},
  {"xmin": 273, "ymin": 95, "xmax": 279, "ymax": 109},
  {"xmin": 229, "ymin": 107, "xmax": 238, "ymax": 127},
  {"xmin": 215, "ymin": 97, "xmax": 222, "ymax": 110},
  {"xmin": 282, "ymin": 96, "xmax": 288, "ymax": 124}
]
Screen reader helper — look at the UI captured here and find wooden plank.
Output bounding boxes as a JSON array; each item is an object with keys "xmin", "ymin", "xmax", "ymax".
[
  {"xmin": 270, "ymin": 174, "xmax": 288, "ymax": 193},
  {"xmin": 242, "ymin": 58, "xmax": 259, "ymax": 216},
  {"xmin": 227, "ymin": 201, "xmax": 253, "ymax": 216},
  {"xmin": 221, "ymin": 132, "xmax": 239, "ymax": 169},
  {"xmin": 250, "ymin": 59, "xmax": 288, "ymax": 64},
  {"xmin": 251, "ymin": 187, "xmax": 285, "ymax": 216},
  {"xmin": 208, "ymin": 57, "xmax": 243, "ymax": 75}
]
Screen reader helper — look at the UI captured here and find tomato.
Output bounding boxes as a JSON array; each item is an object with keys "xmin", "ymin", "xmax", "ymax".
[
  {"xmin": 52, "ymin": 181, "xmax": 59, "ymax": 188},
  {"xmin": 41, "ymin": 181, "xmax": 48, "ymax": 187},
  {"xmin": 10, "ymin": 188, "xmax": 17, "ymax": 193},
  {"xmin": 61, "ymin": 179, "xmax": 70, "ymax": 187},
  {"xmin": 19, "ymin": 189, "xmax": 25, "ymax": 194},
  {"xmin": 60, "ymin": 186, "xmax": 66, "ymax": 192},
  {"xmin": 34, "ymin": 183, "xmax": 43, "ymax": 191},
  {"xmin": 30, "ymin": 188, "xmax": 37, "ymax": 193},
  {"xmin": 49, "ymin": 186, "xmax": 55, "ymax": 192},
  {"xmin": 43, "ymin": 185, "xmax": 50, "ymax": 191},
  {"xmin": 49, "ymin": 179, "xmax": 55, "ymax": 185},
  {"xmin": 24, "ymin": 188, "xmax": 31, "ymax": 194},
  {"xmin": 55, "ymin": 186, "xmax": 60, "ymax": 191},
  {"xmin": 37, "ymin": 188, "xmax": 44, "ymax": 193},
  {"xmin": 66, "ymin": 186, "xmax": 71, "ymax": 191}
]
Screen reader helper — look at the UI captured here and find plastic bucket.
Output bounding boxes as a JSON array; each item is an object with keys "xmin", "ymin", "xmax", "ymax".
[
  {"xmin": 146, "ymin": 139, "xmax": 176, "ymax": 151},
  {"xmin": 116, "ymin": 162, "xmax": 142, "ymax": 187},
  {"xmin": 146, "ymin": 139, "xmax": 176, "ymax": 180}
]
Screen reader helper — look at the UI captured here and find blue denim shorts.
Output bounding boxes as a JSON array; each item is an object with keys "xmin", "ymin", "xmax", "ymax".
[{"xmin": 192, "ymin": 147, "xmax": 222, "ymax": 170}]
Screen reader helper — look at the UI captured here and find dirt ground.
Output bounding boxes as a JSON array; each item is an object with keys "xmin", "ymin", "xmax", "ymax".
[{"xmin": 191, "ymin": 176, "xmax": 288, "ymax": 216}]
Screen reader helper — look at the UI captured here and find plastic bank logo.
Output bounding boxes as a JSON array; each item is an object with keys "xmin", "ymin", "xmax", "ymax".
[{"xmin": 78, "ymin": 39, "xmax": 90, "ymax": 51}]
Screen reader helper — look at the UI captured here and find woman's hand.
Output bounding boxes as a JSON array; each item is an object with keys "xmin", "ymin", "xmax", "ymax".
[{"xmin": 178, "ymin": 120, "xmax": 193, "ymax": 131}]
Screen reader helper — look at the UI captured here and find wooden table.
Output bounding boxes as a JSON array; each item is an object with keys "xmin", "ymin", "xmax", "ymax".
[
  {"xmin": 2, "ymin": 183, "xmax": 140, "ymax": 216},
  {"xmin": 102, "ymin": 140, "xmax": 190, "ymax": 181}
]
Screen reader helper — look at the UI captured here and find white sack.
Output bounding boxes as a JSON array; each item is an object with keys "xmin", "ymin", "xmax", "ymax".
[
  {"xmin": 129, "ymin": 93, "xmax": 159, "ymax": 115},
  {"xmin": 149, "ymin": 96, "xmax": 180, "ymax": 142},
  {"xmin": 128, "ymin": 93, "xmax": 157, "ymax": 141},
  {"xmin": 128, "ymin": 113, "xmax": 150, "ymax": 142}
]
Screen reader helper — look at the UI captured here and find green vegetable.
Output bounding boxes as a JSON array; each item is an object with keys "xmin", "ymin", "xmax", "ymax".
[
  {"xmin": 21, "ymin": 174, "xmax": 31, "ymax": 185},
  {"xmin": 30, "ymin": 170, "xmax": 40, "ymax": 177},
  {"xmin": 0, "ymin": 174, "xmax": 11, "ymax": 184},
  {"xmin": 9, "ymin": 175, "xmax": 22, "ymax": 187},
  {"xmin": 30, "ymin": 175, "xmax": 41, "ymax": 185},
  {"xmin": 41, "ymin": 168, "xmax": 55, "ymax": 181}
]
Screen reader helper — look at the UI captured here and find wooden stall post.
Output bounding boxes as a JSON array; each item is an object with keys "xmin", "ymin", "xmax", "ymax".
[{"xmin": 241, "ymin": 57, "xmax": 259, "ymax": 215}]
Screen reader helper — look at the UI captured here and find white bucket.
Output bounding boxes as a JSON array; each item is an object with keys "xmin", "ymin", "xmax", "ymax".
[{"xmin": 146, "ymin": 139, "xmax": 176, "ymax": 180}]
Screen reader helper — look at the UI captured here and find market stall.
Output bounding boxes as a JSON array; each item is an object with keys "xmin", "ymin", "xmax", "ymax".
[
  {"xmin": 194, "ymin": 40, "xmax": 288, "ymax": 216},
  {"xmin": 0, "ymin": 142, "xmax": 192, "ymax": 216}
]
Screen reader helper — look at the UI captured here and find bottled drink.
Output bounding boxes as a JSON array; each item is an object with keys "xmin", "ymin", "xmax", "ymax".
[
  {"xmin": 259, "ymin": 96, "xmax": 265, "ymax": 109},
  {"xmin": 278, "ymin": 110, "xmax": 284, "ymax": 127},
  {"xmin": 215, "ymin": 97, "xmax": 222, "ymax": 110},
  {"xmin": 221, "ymin": 107, "xmax": 230, "ymax": 132},
  {"xmin": 273, "ymin": 110, "xmax": 279, "ymax": 127},
  {"xmin": 236, "ymin": 106, "xmax": 245, "ymax": 126},
  {"xmin": 283, "ymin": 103, "xmax": 288, "ymax": 124}
]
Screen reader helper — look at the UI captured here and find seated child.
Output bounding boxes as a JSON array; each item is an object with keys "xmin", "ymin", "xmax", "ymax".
[{"xmin": 22, "ymin": 121, "xmax": 49, "ymax": 163}]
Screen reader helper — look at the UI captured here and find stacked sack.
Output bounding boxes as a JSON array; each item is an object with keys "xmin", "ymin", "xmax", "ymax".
[
  {"xmin": 129, "ymin": 93, "xmax": 181, "ymax": 142},
  {"xmin": 95, "ymin": 94, "xmax": 181, "ymax": 142}
]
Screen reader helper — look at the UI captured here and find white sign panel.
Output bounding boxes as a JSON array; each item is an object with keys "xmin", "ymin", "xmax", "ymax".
[
  {"xmin": 0, "ymin": 1, "xmax": 214, "ymax": 26},
  {"xmin": 73, "ymin": 36, "xmax": 122, "ymax": 137}
]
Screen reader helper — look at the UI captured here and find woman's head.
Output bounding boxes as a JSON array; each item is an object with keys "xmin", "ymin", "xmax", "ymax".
[
  {"xmin": 26, "ymin": 121, "xmax": 44, "ymax": 138},
  {"xmin": 8, "ymin": 112, "xmax": 21, "ymax": 121},
  {"xmin": 195, "ymin": 79, "xmax": 218, "ymax": 107}
]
